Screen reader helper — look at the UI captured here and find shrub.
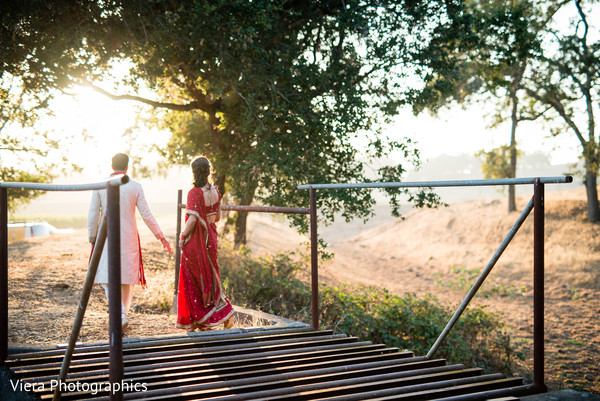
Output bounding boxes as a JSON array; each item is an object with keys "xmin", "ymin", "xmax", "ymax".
[{"xmin": 219, "ymin": 245, "xmax": 515, "ymax": 375}]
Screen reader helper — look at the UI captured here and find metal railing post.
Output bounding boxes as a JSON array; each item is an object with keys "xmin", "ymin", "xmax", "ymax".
[
  {"xmin": 107, "ymin": 183, "xmax": 123, "ymax": 401},
  {"xmin": 0, "ymin": 188, "xmax": 7, "ymax": 363},
  {"xmin": 173, "ymin": 189, "xmax": 183, "ymax": 314},
  {"xmin": 53, "ymin": 217, "xmax": 107, "ymax": 401},
  {"xmin": 533, "ymin": 178, "xmax": 547, "ymax": 393},
  {"xmin": 426, "ymin": 198, "xmax": 534, "ymax": 359},
  {"xmin": 0, "ymin": 175, "xmax": 127, "ymax": 368},
  {"xmin": 309, "ymin": 187, "xmax": 319, "ymax": 330}
]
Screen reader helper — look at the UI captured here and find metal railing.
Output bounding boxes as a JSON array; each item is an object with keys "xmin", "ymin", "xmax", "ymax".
[
  {"xmin": 0, "ymin": 175, "xmax": 128, "ymax": 401},
  {"xmin": 298, "ymin": 176, "xmax": 573, "ymax": 394},
  {"xmin": 1, "ymin": 175, "xmax": 574, "ymax": 399}
]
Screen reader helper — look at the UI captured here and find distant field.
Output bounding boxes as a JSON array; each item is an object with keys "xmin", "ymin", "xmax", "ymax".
[
  {"xmin": 9, "ymin": 214, "xmax": 88, "ymax": 229},
  {"xmin": 9, "ymin": 213, "xmax": 178, "ymax": 233}
]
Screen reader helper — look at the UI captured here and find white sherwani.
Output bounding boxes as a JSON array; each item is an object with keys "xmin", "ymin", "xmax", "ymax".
[{"xmin": 87, "ymin": 178, "xmax": 164, "ymax": 285}]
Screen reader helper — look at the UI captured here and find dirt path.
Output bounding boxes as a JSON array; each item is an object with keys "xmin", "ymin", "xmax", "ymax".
[{"xmin": 7, "ymin": 227, "xmax": 182, "ymax": 347}]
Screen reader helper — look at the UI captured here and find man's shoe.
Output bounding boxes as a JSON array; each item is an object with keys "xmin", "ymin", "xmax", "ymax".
[{"xmin": 121, "ymin": 314, "xmax": 129, "ymax": 331}]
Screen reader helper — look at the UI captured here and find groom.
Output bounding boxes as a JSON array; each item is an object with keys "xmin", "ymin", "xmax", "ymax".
[{"xmin": 87, "ymin": 153, "xmax": 171, "ymax": 330}]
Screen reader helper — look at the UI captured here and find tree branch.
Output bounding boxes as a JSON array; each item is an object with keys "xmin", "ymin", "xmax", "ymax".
[
  {"xmin": 0, "ymin": 146, "xmax": 47, "ymax": 155},
  {"xmin": 233, "ymin": 88, "xmax": 265, "ymax": 129},
  {"xmin": 87, "ymin": 83, "xmax": 203, "ymax": 112},
  {"xmin": 525, "ymin": 87, "xmax": 586, "ymax": 145},
  {"xmin": 518, "ymin": 105, "xmax": 552, "ymax": 122}
]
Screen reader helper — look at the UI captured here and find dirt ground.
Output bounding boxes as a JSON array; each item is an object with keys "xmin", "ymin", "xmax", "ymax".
[{"xmin": 6, "ymin": 187, "xmax": 600, "ymax": 395}]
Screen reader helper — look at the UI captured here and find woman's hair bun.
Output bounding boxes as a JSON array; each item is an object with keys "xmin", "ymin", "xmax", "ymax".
[{"xmin": 191, "ymin": 156, "xmax": 212, "ymax": 187}]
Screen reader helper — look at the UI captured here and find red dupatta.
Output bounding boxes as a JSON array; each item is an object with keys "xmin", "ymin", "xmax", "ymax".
[{"xmin": 181, "ymin": 187, "xmax": 222, "ymax": 308}]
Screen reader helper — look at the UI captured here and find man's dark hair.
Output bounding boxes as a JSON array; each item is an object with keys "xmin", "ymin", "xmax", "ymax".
[{"xmin": 112, "ymin": 153, "xmax": 129, "ymax": 171}]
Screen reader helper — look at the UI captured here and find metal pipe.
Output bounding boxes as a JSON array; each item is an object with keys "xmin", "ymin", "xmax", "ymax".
[
  {"xmin": 0, "ymin": 177, "xmax": 129, "ymax": 366},
  {"xmin": 297, "ymin": 176, "xmax": 572, "ymax": 190},
  {"xmin": 179, "ymin": 203, "xmax": 309, "ymax": 214},
  {"xmin": 52, "ymin": 217, "xmax": 107, "ymax": 401},
  {"xmin": 179, "ymin": 203, "xmax": 310, "ymax": 214},
  {"xmin": 0, "ymin": 188, "xmax": 7, "ymax": 364},
  {"xmin": 426, "ymin": 197, "xmax": 535, "ymax": 359},
  {"xmin": 310, "ymin": 187, "xmax": 319, "ymax": 330},
  {"xmin": 224, "ymin": 205, "xmax": 310, "ymax": 214},
  {"xmin": 173, "ymin": 190, "xmax": 182, "ymax": 314},
  {"xmin": 107, "ymin": 183, "xmax": 123, "ymax": 401},
  {"xmin": 0, "ymin": 174, "xmax": 129, "ymax": 191},
  {"xmin": 533, "ymin": 179, "xmax": 547, "ymax": 393}
]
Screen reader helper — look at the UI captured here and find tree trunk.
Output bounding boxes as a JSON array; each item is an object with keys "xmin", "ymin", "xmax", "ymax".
[
  {"xmin": 585, "ymin": 168, "xmax": 600, "ymax": 223},
  {"xmin": 233, "ymin": 210, "xmax": 249, "ymax": 248},
  {"xmin": 233, "ymin": 183, "xmax": 258, "ymax": 248},
  {"xmin": 508, "ymin": 121, "xmax": 517, "ymax": 213},
  {"xmin": 508, "ymin": 69, "xmax": 522, "ymax": 213}
]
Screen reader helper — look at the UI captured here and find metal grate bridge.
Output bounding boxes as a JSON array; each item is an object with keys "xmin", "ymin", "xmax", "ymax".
[{"xmin": 4, "ymin": 326, "xmax": 532, "ymax": 400}]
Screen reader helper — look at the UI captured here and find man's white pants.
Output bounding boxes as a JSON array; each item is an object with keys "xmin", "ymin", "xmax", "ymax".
[{"xmin": 102, "ymin": 284, "xmax": 135, "ymax": 317}]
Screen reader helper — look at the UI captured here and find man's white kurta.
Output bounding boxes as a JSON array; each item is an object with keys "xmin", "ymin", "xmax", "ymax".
[{"xmin": 87, "ymin": 179, "xmax": 164, "ymax": 285}]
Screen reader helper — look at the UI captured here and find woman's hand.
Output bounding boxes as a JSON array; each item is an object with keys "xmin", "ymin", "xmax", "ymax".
[{"xmin": 179, "ymin": 214, "xmax": 197, "ymax": 249}]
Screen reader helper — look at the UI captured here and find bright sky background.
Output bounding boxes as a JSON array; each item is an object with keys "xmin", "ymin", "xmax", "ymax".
[
  {"xmin": 387, "ymin": 107, "xmax": 581, "ymax": 165},
  {"xmin": 50, "ymin": 83, "xmax": 582, "ymax": 172},
  {"xmin": 46, "ymin": 87, "xmax": 168, "ymax": 176},
  {"xmin": 17, "ymin": 82, "xmax": 580, "ymax": 218}
]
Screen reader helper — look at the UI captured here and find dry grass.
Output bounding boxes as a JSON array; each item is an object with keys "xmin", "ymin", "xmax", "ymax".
[{"xmin": 8, "ymin": 230, "xmax": 182, "ymax": 347}]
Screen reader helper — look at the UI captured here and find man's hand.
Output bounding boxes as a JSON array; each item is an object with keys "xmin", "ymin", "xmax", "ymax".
[{"xmin": 160, "ymin": 237, "xmax": 172, "ymax": 256}]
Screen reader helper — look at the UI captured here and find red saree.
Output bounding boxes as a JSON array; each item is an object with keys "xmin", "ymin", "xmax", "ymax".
[{"xmin": 176, "ymin": 187, "xmax": 234, "ymax": 330}]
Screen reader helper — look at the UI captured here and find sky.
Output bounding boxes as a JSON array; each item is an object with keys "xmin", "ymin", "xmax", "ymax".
[
  {"xmin": 46, "ymin": 86, "xmax": 169, "ymax": 177},
  {"xmin": 25, "ymin": 0, "xmax": 593, "ymax": 185},
  {"xmin": 388, "ymin": 107, "xmax": 581, "ymax": 165},
  {"xmin": 13, "ymin": 0, "xmax": 595, "ymax": 214}
]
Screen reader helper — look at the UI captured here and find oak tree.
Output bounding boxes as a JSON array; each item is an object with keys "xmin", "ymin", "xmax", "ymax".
[{"xmin": 2, "ymin": 0, "xmax": 466, "ymax": 242}]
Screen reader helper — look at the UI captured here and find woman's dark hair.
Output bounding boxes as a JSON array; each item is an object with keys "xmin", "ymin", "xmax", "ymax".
[{"xmin": 191, "ymin": 156, "xmax": 212, "ymax": 188}]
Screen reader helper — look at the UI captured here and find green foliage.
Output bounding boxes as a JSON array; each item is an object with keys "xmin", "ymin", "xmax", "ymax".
[
  {"xmin": 475, "ymin": 145, "xmax": 523, "ymax": 195},
  {"xmin": 412, "ymin": 0, "xmax": 600, "ymax": 221},
  {"xmin": 220, "ymin": 245, "xmax": 312, "ymax": 319},
  {"xmin": 220, "ymin": 246, "xmax": 516, "ymax": 375},
  {"xmin": 521, "ymin": 1, "xmax": 600, "ymax": 221},
  {"xmin": 1, "ymin": 0, "xmax": 458, "ymax": 239}
]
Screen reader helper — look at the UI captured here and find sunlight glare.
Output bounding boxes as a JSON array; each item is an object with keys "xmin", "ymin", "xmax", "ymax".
[{"xmin": 48, "ymin": 85, "xmax": 168, "ymax": 177}]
